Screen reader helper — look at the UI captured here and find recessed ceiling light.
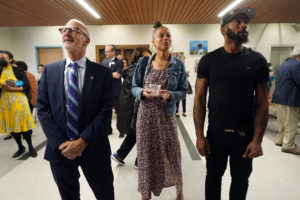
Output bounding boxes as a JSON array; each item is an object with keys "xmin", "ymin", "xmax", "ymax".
[
  {"xmin": 76, "ymin": 0, "xmax": 101, "ymax": 19},
  {"xmin": 217, "ymin": 0, "xmax": 244, "ymax": 17}
]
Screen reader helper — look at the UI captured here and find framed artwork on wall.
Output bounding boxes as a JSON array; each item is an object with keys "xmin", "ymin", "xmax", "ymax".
[
  {"xmin": 189, "ymin": 40, "xmax": 208, "ymax": 55},
  {"xmin": 171, "ymin": 52, "xmax": 185, "ymax": 61}
]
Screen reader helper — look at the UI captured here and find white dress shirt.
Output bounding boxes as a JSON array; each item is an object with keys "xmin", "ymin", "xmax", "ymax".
[{"xmin": 64, "ymin": 56, "xmax": 87, "ymax": 100}]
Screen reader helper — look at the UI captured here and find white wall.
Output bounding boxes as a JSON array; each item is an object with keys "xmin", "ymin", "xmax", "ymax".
[
  {"xmin": 248, "ymin": 23, "xmax": 300, "ymax": 60},
  {"xmin": 0, "ymin": 28, "xmax": 14, "ymax": 53},
  {"xmin": 1, "ymin": 23, "xmax": 300, "ymax": 83}
]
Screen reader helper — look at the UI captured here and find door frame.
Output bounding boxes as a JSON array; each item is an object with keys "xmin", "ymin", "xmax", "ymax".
[{"xmin": 35, "ymin": 46, "xmax": 64, "ymax": 70}]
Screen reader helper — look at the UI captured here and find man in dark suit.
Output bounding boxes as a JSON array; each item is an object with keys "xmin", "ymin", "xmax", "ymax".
[
  {"xmin": 101, "ymin": 44, "xmax": 124, "ymax": 137},
  {"xmin": 37, "ymin": 19, "xmax": 114, "ymax": 200}
]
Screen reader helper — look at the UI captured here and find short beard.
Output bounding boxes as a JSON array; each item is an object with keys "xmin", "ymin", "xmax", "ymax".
[{"xmin": 226, "ymin": 26, "xmax": 248, "ymax": 45}]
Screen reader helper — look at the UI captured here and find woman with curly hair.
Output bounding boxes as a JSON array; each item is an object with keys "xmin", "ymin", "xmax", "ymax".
[{"xmin": 132, "ymin": 21, "xmax": 187, "ymax": 200}]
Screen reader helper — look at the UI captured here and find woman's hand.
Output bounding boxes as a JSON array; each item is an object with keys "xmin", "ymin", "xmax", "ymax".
[
  {"xmin": 142, "ymin": 88, "xmax": 155, "ymax": 99},
  {"xmin": 159, "ymin": 89, "xmax": 170, "ymax": 103},
  {"xmin": 2, "ymin": 85, "xmax": 23, "ymax": 92},
  {"xmin": 2, "ymin": 85, "xmax": 14, "ymax": 91}
]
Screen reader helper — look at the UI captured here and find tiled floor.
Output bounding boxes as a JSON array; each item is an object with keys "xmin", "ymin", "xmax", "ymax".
[{"xmin": 0, "ymin": 94, "xmax": 300, "ymax": 199}]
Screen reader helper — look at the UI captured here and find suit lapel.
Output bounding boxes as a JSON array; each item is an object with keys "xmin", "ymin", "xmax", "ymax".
[
  {"xmin": 79, "ymin": 59, "xmax": 94, "ymax": 116},
  {"xmin": 58, "ymin": 60, "xmax": 66, "ymax": 116}
]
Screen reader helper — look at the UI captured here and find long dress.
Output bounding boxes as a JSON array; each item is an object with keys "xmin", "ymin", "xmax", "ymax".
[
  {"xmin": 136, "ymin": 67, "xmax": 183, "ymax": 199},
  {"xmin": 0, "ymin": 65, "xmax": 35, "ymax": 133}
]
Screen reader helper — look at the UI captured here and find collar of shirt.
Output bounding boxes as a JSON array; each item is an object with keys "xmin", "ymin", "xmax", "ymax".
[
  {"xmin": 65, "ymin": 56, "xmax": 87, "ymax": 69},
  {"xmin": 64, "ymin": 56, "xmax": 87, "ymax": 100}
]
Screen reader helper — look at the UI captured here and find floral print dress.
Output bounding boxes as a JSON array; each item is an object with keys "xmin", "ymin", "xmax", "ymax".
[
  {"xmin": 0, "ymin": 65, "xmax": 35, "ymax": 133},
  {"xmin": 136, "ymin": 67, "xmax": 183, "ymax": 199}
]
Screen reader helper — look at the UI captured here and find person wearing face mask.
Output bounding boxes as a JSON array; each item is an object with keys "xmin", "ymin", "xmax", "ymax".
[
  {"xmin": 132, "ymin": 21, "xmax": 187, "ymax": 200},
  {"xmin": 37, "ymin": 19, "xmax": 114, "ymax": 200},
  {"xmin": 0, "ymin": 51, "xmax": 37, "ymax": 158},
  {"xmin": 194, "ymin": 8, "xmax": 269, "ymax": 200}
]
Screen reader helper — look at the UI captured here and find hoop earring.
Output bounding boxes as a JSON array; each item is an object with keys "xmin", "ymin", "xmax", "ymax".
[{"xmin": 151, "ymin": 45, "xmax": 157, "ymax": 54}]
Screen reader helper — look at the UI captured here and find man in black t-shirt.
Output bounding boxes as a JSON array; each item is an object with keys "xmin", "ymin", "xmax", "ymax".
[{"xmin": 193, "ymin": 8, "xmax": 269, "ymax": 200}]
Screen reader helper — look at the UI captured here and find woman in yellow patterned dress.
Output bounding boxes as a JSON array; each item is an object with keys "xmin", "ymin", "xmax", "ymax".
[{"xmin": 0, "ymin": 51, "xmax": 37, "ymax": 158}]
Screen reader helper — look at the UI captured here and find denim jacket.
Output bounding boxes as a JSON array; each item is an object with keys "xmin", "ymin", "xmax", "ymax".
[{"xmin": 131, "ymin": 53, "xmax": 188, "ymax": 116}]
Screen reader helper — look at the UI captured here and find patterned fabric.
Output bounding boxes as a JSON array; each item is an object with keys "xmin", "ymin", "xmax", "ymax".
[
  {"xmin": 0, "ymin": 65, "xmax": 35, "ymax": 133},
  {"xmin": 67, "ymin": 62, "xmax": 79, "ymax": 140},
  {"xmin": 136, "ymin": 67, "xmax": 182, "ymax": 199}
]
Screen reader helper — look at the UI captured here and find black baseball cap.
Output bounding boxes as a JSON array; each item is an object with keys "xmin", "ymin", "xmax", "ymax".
[{"xmin": 220, "ymin": 7, "xmax": 256, "ymax": 27}]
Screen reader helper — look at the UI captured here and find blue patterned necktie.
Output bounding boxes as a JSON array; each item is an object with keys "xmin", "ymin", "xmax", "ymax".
[{"xmin": 67, "ymin": 62, "xmax": 79, "ymax": 140}]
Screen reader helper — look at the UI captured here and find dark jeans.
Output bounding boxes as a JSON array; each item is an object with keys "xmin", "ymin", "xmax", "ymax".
[
  {"xmin": 205, "ymin": 128, "xmax": 253, "ymax": 200},
  {"xmin": 176, "ymin": 98, "xmax": 186, "ymax": 113},
  {"xmin": 117, "ymin": 129, "xmax": 136, "ymax": 159}
]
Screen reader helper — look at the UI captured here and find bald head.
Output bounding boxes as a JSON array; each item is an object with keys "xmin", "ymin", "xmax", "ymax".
[
  {"xmin": 62, "ymin": 19, "xmax": 90, "ymax": 60},
  {"xmin": 66, "ymin": 19, "xmax": 90, "ymax": 40}
]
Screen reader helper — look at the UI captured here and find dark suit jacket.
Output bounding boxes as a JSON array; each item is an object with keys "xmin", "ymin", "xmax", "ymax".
[
  {"xmin": 101, "ymin": 57, "xmax": 123, "ymax": 98},
  {"xmin": 37, "ymin": 58, "xmax": 113, "ymax": 163},
  {"xmin": 272, "ymin": 57, "xmax": 300, "ymax": 107}
]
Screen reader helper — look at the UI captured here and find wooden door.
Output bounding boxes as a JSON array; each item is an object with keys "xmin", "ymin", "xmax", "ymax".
[{"xmin": 38, "ymin": 47, "xmax": 63, "ymax": 66}]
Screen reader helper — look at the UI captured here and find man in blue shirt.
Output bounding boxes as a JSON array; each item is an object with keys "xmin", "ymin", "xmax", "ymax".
[{"xmin": 272, "ymin": 48, "xmax": 300, "ymax": 155}]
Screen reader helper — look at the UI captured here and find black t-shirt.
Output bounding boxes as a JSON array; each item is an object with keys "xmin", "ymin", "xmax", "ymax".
[{"xmin": 197, "ymin": 47, "xmax": 269, "ymax": 129}]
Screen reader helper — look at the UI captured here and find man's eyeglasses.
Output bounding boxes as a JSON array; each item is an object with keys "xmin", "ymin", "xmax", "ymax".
[{"xmin": 58, "ymin": 27, "xmax": 88, "ymax": 38}]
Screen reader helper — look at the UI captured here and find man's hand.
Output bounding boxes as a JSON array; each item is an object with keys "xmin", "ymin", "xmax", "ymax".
[
  {"xmin": 112, "ymin": 72, "xmax": 121, "ymax": 79},
  {"xmin": 59, "ymin": 138, "xmax": 87, "ymax": 160},
  {"xmin": 243, "ymin": 141, "xmax": 263, "ymax": 158},
  {"xmin": 196, "ymin": 137, "xmax": 211, "ymax": 157}
]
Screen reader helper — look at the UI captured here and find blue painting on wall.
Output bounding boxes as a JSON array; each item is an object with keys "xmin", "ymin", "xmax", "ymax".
[{"xmin": 189, "ymin": 40, "xmax": 208, "ymax": 55}]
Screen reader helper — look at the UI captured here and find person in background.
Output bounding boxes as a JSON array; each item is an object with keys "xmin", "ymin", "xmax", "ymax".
[
  {"xmin": 1, "ymin": 49, "xmax": 13, "ymax": 140},
  {"xmin": 117, "ymin": 54, "xmax": 123, "ymax": 60},
  {"xmin": 0, "ymin": 51, "xmax": 37, "ymax": 158},
  {"xmin": 122, "ymin": 58, "xmax": 128, "ymax": 69},
  {"xmin": 112, "ymin": 47, "xmax": 152, "ymax": 167},
  {"xmin": 37, "ymin": 19, "xmax": 114, "ymax": 199},
  {"xmin": 176, "ymin": 55, "xmax": 191, "ymax": 117},
  {"xmin": 101, "ymin": 44, "xmax": 124, "ymax": 137},
  {"xmin": 132, "ymin": 21, "xmax": 187, "ymax": 200},
  {"xmin": 268, "ymin": 63, "xmax": 275, "ymax": 99},
  {"xmin": 35, "ymin": 64, "xmax": 44, "ymax": 85},
  {"xmin": 15, "ymin": 61, "xmax": 38, "ymax": 154},
  {"xmin": 15, "ymin": 61, "xmax": 38, "ymax": 112},
  {"xmin": 194, "ymin": 8, "xmax": 269, "ymax": 200},
  {"xmin": 272, "ymin": 48, "xmax": 300, "ymax": 155}
]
